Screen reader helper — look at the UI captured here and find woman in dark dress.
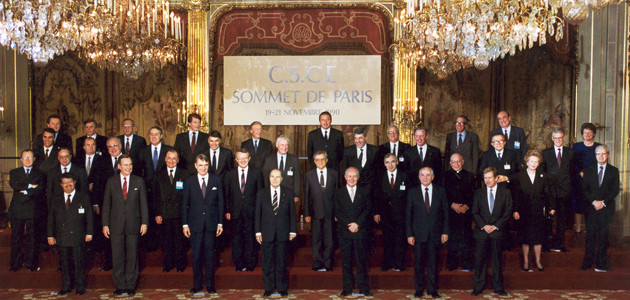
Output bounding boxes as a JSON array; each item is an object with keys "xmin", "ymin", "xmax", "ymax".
[
  {"xmin": 571, "ymin": 123, "xmax": 600, "ymax": 233},
  {"xmin": 512, "ymin": 150, "xmax": 553, "ymax": 272}
]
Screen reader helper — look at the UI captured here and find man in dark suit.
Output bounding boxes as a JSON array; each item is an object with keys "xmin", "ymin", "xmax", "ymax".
[
  {"xmin": 377, "ymin": 125, "xmax": 411, "ymax": 175},
  {"xmin": 403, "ymin": 127, "xmax": 443, "ymax": 187},
  {"xmin": 262, "ymin": 135, "xmax": 302, "ymax": 205},
  {"xmin": 335, "ymin": 167, "xmax": 372, "ymax": 297},
  {"xmin": 182, "ymin": 154, "xmax": 224, "ymax": 294},
  {"xmin": 102, "ymin": 154, "xmax": 149, "ymax": 296},
  {"xmin": 195, "ymin": 130, "xmax": 233, "ymax": 179},
  {"xmin": 304, "ymin": 151, "xmax": 338, "ymax": 271},
  {"xmin": 445, "ymin": 115, "xmax": 479, "ymax": 175},
  {"xmin": 471, "ymin": 167, "xmax": 513, "ymax": 297},
  {"xmin": 240, "ymin": 121, "xmax": 273, "ymax": 169},
  {"xmin": 443, "ymin": 153, "xmax": 475, "ymax": 271},
  {"xmin": 34, "ymin": 115, "xmax": 73, "ymax": 154},
  {"xmin": 478, "ymin": 133, "xmax": 519, "ymax": 187},
  {"xmin": 118, "ymin": 118, "xmax": 147, "ymax": 176},
  {"xmin": 155, "ymin": 150, "xmax": 189, "ymax": 272},
  {"xmin": 33, "ymin": 128, "xmax": 60, "ymax": 173},
  {"xmin": 76, "ymin": 119, "xmax": 108, "ymax": 159},
  {"xmin": 174, "ymin": 113, "xmax": 209, "ymax": 170},
  {"xmin": 341, "ymin": 126, "xmax": 378, "ymax": 189},
  {"xmin": 46, "ymin": 148, "xmax": 89, "ymax": 208},
  {"xmin": 374, "ymin": 153, "xmax": 408, "ymax": 272},
  {"xmin": 489, "ymin": 111, "xmax": 527, "ymax": 159},
  {"xmin": 306, "ymin": 111, "xmax": 345, "ymax": 170},
  {"xmin": 47, "ymin": 173, "xmax": 93, "ymax": 296},
  {"xmin": 224, "ymin": 149, "xmax": 264, "ymax": 272},
  {"xmin": 580, "ymin": 145, "xmax": 619, "ymax": 272},
  {"xmin": 541, "ymin": 128, "xmax": 575, "ymax": 252},
  {"xmin": 255, "ymin": 169, "xmax": 297, "ymax": 297},
  {"xmin": 8, "ymin": 149, "xmax": 45, "ymax": 272}
]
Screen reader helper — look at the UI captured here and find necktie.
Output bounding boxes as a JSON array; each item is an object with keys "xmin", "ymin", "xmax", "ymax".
[
  {"xmin": 319, "ymin": 171, "xmax": 325, "ymax": 188},
  {"xmin": 122, "ymin": 177, "xmax": 128, "ymax": 199},
  {"xmin": 419, "ymin": 146, "xmax": 424, "ymax": 164},
  {"xmin": 240, "ymin": 169, "xmax": 246, "ymax": 193},
  {"xmin": 153, "ymin": 147, "xmax": 158, "ymax": 170},
  {"xmin": 489, "ymin": 188, "xmax": 495, "ymax": 214},
  {"xmin": 126, "ymin": 138, "xmax": 130, "ymax": 154},
  {"xmin": 497, "ymin": 152, "xmax": 502, "ymax": 161},
  {"xmin": 350, "ymin": 188, "xmax": 355, "ymax": 202},
  {"xmin": 504, "ymin": 129, "xmax": 508, "ymax": 140},
  {"xmin": 279, "ymin": 155, "xmax": 285, "ymax": 172},
  {"xmin": 392, "ymin": 143, "xmax": 397, "ymax": 157},
  {"xmin": 66, "ymin": 194, "xmax": 71, "ymax": 210},
  {"xmin": 598, "ymin": 166, "xmax": 604, "ymax": 186},
  {"xmin": 272, "ymin": 190, "xmax": 279, "ymax": 215},
  {"xmin": 169, "ymin": 169, "xmax": 174, "ymax": 184},
  {"xmin": 557, "ymin": 148, "xmax": 562, "ymax": 167},
  {"xmin": 191, "ymin": 132, "xmax": 196, "ymax": 153},
  {"xmin": 390, "ymin": 173, "xmax": 395, "ymax": 190},
  {"xmin": 254, "ymin": 140, "xmax": 258, "ymax": 154},
  {"xmin": 63, "ymin": 167, "xmax": 67, "ymax": 174},
  {"xmin": 201, "ymin": 177, "xmax": 207, "ymax": 198},
  {"xmin": 458, "ymin": 134, "xmax": 463, "ymax": 147},
  {"xmin": 26, "ymin": 168, "xmax": 30, "ymax": 176},
  {"xmin": 113, "ymin": 157, "xmax": 118, "ymax": 171},
  {"xmin": 358, "ymin": 148, "xmax": 364, "ymax": 167},
  {"xmin": 212, "ymin": 151, "xmax": 217, "ymax": 171},
  {"xmin": 45, "ymin": 149, "xmax": 49, "ymax": 159},
  {"xmin": 324, "ymin": 130, "xmax": 328, "ymax": 140},
  {"xmin": 86, "ymin": 156, "xmax": 92, "ymax": 176},
  {"xmin": 424, "ymin": 187, "xmax": 430, "ymax": 213}
]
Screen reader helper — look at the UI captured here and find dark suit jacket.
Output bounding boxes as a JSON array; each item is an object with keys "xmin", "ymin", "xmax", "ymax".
[
  {"xmin": 182, "ymin": 174, "xmax": 224, "ymax": 232},
  {"xmin": 307, "ymin": 127, "xmax": 345, "ymax": 170},
  {"xmin": 478, "ymin": 148, "xmax": 519, "ymax": 178},
  {"xmin": 46, "ymin": 164, "xmax": 89, "ymax": 207},
  {"xmin": 224, "ymin": 167, "xmax": 264, "ymax": 219},
  {"xmin": 442, "ymin": 169, "xmax": 475, "ymax": 207},
  {"xmin": 489, "ymin": 126, "xmax": 527, "ymax": 158},
  {"xmin": 472, "ymin": 185, "xmax": 513, "ymax": 240},
  {"xmin": 255, "ymin": 187, "xmax": 297, "ymax": 242},
  {"xmin": 47, "ymin": 191, "xmax": 93, "ymax": 247},
  {"xmin": 541, "ymin": 146, "xmax": 575, "ymax": 199},
  {"xmin": 76, "ymin": 134, "xmax": 108, "ymax": 159},
  {"xmin": 90, "ymin": 154, "xmax": 121, "ymax": 207},
  {"xmin": 405, "ymin": 184, "xmax": 449, "ymax": 242},
  {"xmin": 194, "ymin": 146, "xmax": 234, "ymax": 179},
  {"xmin": 582, "ymin": 163, "xmax": 619, "ymax": 216},
  {"xmin": 118, "ymin": 134, "xmax": 147, "ymax": 176},
  {"xmin": 377, "ymin": 141, "xmax": 412, "ymax": 174},
  {"xmin": 334, "ymin": 186, "xmax": 371, "ymax": 240},
  {"xmin": 262, "ymin": 153, "xmax": 302, "ymax": 196},
  {"xmin": 33, "ymin": 146, "xmax": 59, "ymax": 173},
  {"xmin": 341, "ymin": 144, "xmax": 379, "ymax": 187},
  {"xmin": 174, "ymin": 131, "xmax": 209, "ymax": 169},
  {"xmin": 444, "ymin": 131, "xmax": 479, "ymax": 174},
  {"xmin": 240, "ymin": 138, "xmax": 274, "ymax": 170},
  {"xmin": 8, "ymin": 167, "xmax": 46, "ymax": 219},
  {"xmin": 403, "ymin": 144, "xmax": 443, "ymax": 187},
  {"xmin": 156, "ymin": 167, "xmax": 190, "ymax": 219},
  {"xmin": 139, "ymin": 144, "xmax": 175, "ymax": 182},
  {"xmin": 375, "ymin": 170, "xmax": 408, "ymax": 221},
  {"xmin": 73, "ymin": 153, "xmax": 102, "ymax": 206},
  {"xmin": 303, "ymin": 168, "xmax": 338, "ymax": 220},
  {"xmin": 35, "ymin": 132, "xmax": 73, "ymax": 154},
  {"xmin": 102, "ymin": 174, "xmax": 149, "ymax": 235}
]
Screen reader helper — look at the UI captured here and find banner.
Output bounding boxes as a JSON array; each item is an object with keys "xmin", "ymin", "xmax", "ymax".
[{"xmin": 223, "ymin": 55, "xmax": 381, "ymax": 125}]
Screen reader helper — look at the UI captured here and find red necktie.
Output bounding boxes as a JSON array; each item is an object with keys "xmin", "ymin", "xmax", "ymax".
[
  {"xmin": 191, "ymin": 132, "xmax": 196, "ymax": 153},
  {"xmin": 424, "ymin": 188, "xmax": 430, "ymax": 213},
  {"xmin": 390, "ymin": 173, "xmax": 395, "ymax": 190},
  {"xmin": 65, "ymin": 194, "xmax": 71, "ymax": 210},
  {"xmin": 126, "ymin": 138, "xmax": 130, "ymax": 154},
  {"xmin": 122, "ymin": 177, "xmax": 128, "ymax": 199},
  {"xmin": 557, "ymin": 148, "xmax": 562, "ymax": 167}
]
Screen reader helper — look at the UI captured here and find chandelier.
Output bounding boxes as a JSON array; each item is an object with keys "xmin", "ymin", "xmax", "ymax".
[{"xmin": 394, "ymin": 0, "xmax": 627, "ymax": 79}]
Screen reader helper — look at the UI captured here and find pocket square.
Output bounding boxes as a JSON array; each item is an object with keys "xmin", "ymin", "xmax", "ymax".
[{"xmin": 212, "ymin": 187, "xmax": 217, "ymax": 190}]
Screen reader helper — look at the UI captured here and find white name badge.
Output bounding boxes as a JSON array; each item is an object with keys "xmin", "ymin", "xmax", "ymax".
[
  {"xmin": 514, "ymin": 141, "xmax": 521, "ymax": 149},
  {"xmin": 287, "ymin": 170, "xmax": 293, "ymax": 176},
  {"xmin": 176, "ymin": 181, "xmax": 184, "ymax": 190},
  {"xmin": 399, "ymin": 156, "xmax": 404, "ymax": 162},
  {"xmin": 504, "ymin": 164, "xmax": 511, "ymax": 170},
  {"xmin": 78, "ymin": 207, "xmax": 85, "ymax": 214},
  {"xmin": 400, "ymin": 184, "xmax": 406, "ymax": 191}
]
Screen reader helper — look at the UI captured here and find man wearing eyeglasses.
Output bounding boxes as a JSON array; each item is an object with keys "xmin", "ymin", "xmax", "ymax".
[
  {"xmin": 445, "ymin": 115, "xmax": 479, "ymax": 175},
  {"xmin": 489, "ymin": 111, "xmax": 527, "ymax": 159},
  {"xmin": 377, "ymin": 125, "xmax": 411, "ymax": 174},
  {"xmin": 478, "ymin": 134, "xmax": 519, "ymax": 187}
]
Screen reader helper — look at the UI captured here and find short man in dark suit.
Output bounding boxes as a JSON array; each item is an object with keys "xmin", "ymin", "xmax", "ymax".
[
  {"xmin": 541, "ymin": 128, "xmax": 575, "ymax": 252},
  {"xmin": 76, "ymin": 119, "xmax": 108, "ymax": 159},
  {"xmin": 377, "ymin": 125, "xmax": 411, "ymax": 174},
  {"xmin": 102, "ymin": 154, "xmax": 149, "ymax": 296},
  {"xmin": 174, "ymin": 113, "xmax": 209, "ymax": 170},
  {"xmin": 47, "ymin": 173, "xmax": 93, "ymax": 296},
  {"xmin": 478, "ymin": 133, "xmax": 519, "ymax": 187},
  {"xmin": 255, "ymin": 169, "xmax": 297, "ymax": 297},
  {"xmin": 306, "ymin": 111, "xmax": 345, "ymax": 170},
  {"xmin": 304, "ymin": 151, "xmax": 338, "ymax": 271},
  {"xmin": 155, "ymin": 150, "xmax": 189, "ymax": 272},
  {"xmin": 262, "ymin": 135, "xmax": 302, "ymax": 205},
  {"xmin": 374, "ymin": 153, "xmax": 408, "ymax": 272},
  {"xmin": 489, "ymin": 111, "xmax": 527, "ymax": 159},
  {"xmin": 471, "ymin": 167, "xmax": 513, "ymax": 297},
  {"xmin": 195, "ymin": 130, "xmax": 234, "ymax": 179},
  {"xmin": 8, "ymin": 149, "xmax": 45, "ymax": 272},
  {"xmin": 341, "ymin": 126, "xmax": 378, "ymax": 189},
  {"xmin": 225, "ymin": 149, "xmax": 264, "ymax": 272},
  {"xmin": 34, "ymin": 114, "xmax": 73, "ymax": 154},
  {"xmin": 118, "ymin": 118, "xmax": 147, "ymax": 176},
  {"xmin": 580, "ymin": 145, "xmax": 619, "ymax": 272},
  {"xmin": 335, "ymin": 167, "xmax": 372, "ymax": 297},
  {"xmin": 240, "ymin": 121, "xmax": 274, "ymax": 169},
  {"xmin": 403, "ymin": 127, "xmax": 443, "ymax": 187},
  {"xmin": 445, "ymin": 115, "xmax": 479, "ymax": 175},
  {"xmin": 33, "ymin": 128, "xmax": 59, "ymax": 173},
  {"xmin": 46, "ymin": 148, "xmax": 89, "ymax": 208},
  {"xmin": 182, "ymin": 154, "xmax": 224, "ymax": 294}
]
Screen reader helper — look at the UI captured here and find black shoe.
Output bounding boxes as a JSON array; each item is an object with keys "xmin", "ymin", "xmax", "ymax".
[
  {"xmin": 380, "ymin": 266, "xmax": 390, "ymax": 271},
  {"xmin": 246, "ymin": 268, "xmax": 254, "ymax": 272},
  {"xmin": 560, "ymin": 247, "xmax": 569, "ymax": 252},
  {"xmin": 361, "ymin": 291, "xmax": 372, "ymax": 296},
  {"xmin": 312, "ymin": 267, "xmax": 321, "ymax": 271},
  {"xmin": 429, "ymin": 292, "xmax": 440, "ymax": 298},
  {"xmin": 263, "ymin": 291, "xmax": 273, "ymax": 296},
  {"xmin": 538, "ymin": 267, "xmax": 545, "ymax": 272},
  {"xmin": 522, "ymin": 268, "xmax": 533, "ymax": 272},
  {"xmin": 579, "ymin": 265, "xmax": 592, "ymax": 271},
  {"xmin": 176, "ymin": 267, "xmax": 185, "ymax": 272},
  {"xmin": 100, "ymin": 266, "xmax": 112, "ymax": 272},
  {"xmin": 28, "ymin": 267, "xmax": 40, "ymax": 272},
  {"xmin": 279, "ymin": 291, "xmax": 288, "ymax": 296},
  {"xmin": 206, "ymin": 288, "xmax": 216, "ymax": 294},
  {"xmin": 190, "ymin": 287, "xmax": 202, "ymax": 294},
  {"xmin": 113, "ymin": 289, "xmax": 125, "ymax": 296},
  {"xmin": 446, "ymin": 266, "xmax": 457, "ymax": 271},
  {"xmin": 162, "ymin": 267, "xmax": 171, "ymax": 272},
  {"xmin": 9, "ymin": 267, "xmax": 18, "ymax": 272},
  {"xmin": 127, "ymin": 289, "xmax": 136, "ymax": 295},
  {"xmin": 414, "ymin": 291, "xmax": 424, "ymax": 297},
  {"xmin": 340, "ymin": 291, "xmax": 351, "ymax": 297},
  {"xmin": 58, "ymin": 289, "xmax": 71, "ymax": 296},
  {"xmin": 57, "ymin": 266, "xmax": 62, "ymax": 272},
  {"xmin": 75, "ymin": 290, "xmax": 85, "ymax": 296},
  {"xmin": 326, "ymin": 268, "xmax": 333, "ymax": 272},
  {"xmin": 494, "ymin": 290, "xmax": 508, "ymax": 296},
  {"xmin": 471, "ymin": 290, "xmax": 482, "ymax": 296}
]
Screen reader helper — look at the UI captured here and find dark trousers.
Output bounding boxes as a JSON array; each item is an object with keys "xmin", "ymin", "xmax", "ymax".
[
  {"xmin": 160, "ymin": 218, "xmax": 187, "ymax": 270},
  {"xmin": 339, "ymin": 237, "xmax": 369, "ymax": 293},
  {"xmin": 232, "ymin": 215, "xmax": 257, "ymax": 270},
  {"xmin": 413, "ymin": 240, "xmax": 439, "ymax": 293},
  {"xmin": 552, "ymin": 196, "xmax": 570, "ymax": 249},
  {"xmin": 58, "ymin": 244, "xmax": 86, "ymax": 291},
  {"xmin": 473, "ymin": 236, "xmax": 504, "ymax": 292},
  {"xmin": 91, "ymin": 212, "xmax": 112, "ymax": 269},
  {"xmin": 447, "ymin": 214, "xmax": 473, "ymax": 270},
  {"xmin": 311, "ymin": 218, "xmax": 334, "ymax": 269},
  {"xmin": 110, "ymin": 233, "xmax": 139, "ymax": 290},
  {"xmin": 190, "ymin": 228, "xmax": 216, "ymax": 290},
  {"xmin": 10, "ymin": 218, "xmax": 38, "ymax": 270},
  {"xmin": 261, "ymin": 240, "xmax": 289, "ymax": 292},
  {"xmin": 583, "ymin": 211, "xmax": 612, "ymax": 268}
]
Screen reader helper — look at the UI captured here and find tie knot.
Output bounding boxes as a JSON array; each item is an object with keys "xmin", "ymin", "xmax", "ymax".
[{"xmin": 425, "ymin": 187, "xmax": 429, "ymax": 191}]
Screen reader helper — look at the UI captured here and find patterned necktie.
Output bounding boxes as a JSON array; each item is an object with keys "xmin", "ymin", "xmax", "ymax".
[
  {"xmin": 169, "ymin": 169, "xmax": 174, "ymax": 184},
  {"xmin": 489, "ymin": 188, "xmax": 495, "ymax": 214},
  {"xmin": 557, "ymin": 148, "xmax": 562, "ymax": 167},
  {"xmin": 153, "ymin": 147, "xmax": 158, "ymax": 170},
  {"xmin": 86, "ymin": 156, "xmax": 92, "ymax": 176},
  {"xmin": 458, "ymin": 134, "xmax": 463, "ymax": 147},
  {"xmin": 272, "ymin": 190, "xmax": 279, "ymax": 215},
  {"xmin": 279, "ymin": 155, "xmax": 285, "ymax": 172},
  {"xmin": 424, "ymin": 187, "xmax": 430, "ymax": 213},
  {"xmin": 66, "ymin": 194, "xmax": 71, "ymax": 210},
  {"xmin": 598, "ymin": 166, "xmax": 604, "ymax": 186},
  {"xmin": 212, "ymin": 151, "xmax": 217, "ymax": 171},
  {"xmin": 497, "ymin": 152, "xmax": 502, "ymax": 161},
  {"xmin": 122, "ymin": 177, "xmax": 128, "ymax": 199},
  {"xmin": 358, "ymin": 149, "xmax": 364, "ymax": 167},
  {"xmin": 390, "ymin": 173, "xmax": 395, "ymax": 190},
  {"xmin": 45, "ymin": 149, "xmax": 49, "ymax": 159},
  {"xmin": 126, "ymin": 138, "xmax": 130, "ymax": 154},
  {"xmin": 240, "ymin": 169, "xmax": 246, "ymax": 193},
  {"xmin": 201, "ymin": 177, "xmax": 207, "ymax": 198},
  {"xmin": 319, "ymin": 171, "xmax": 325, "ymax": 189},
  {"xmin": 191, "ymin": 132, "xmax": 196, "ymax": 153}
]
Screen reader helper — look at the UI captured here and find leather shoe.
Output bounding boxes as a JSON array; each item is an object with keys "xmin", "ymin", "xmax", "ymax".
[
  {"xmin": 28, "ymin": 267, "xmax": 40, "ymax": 272},
  {"xmin": 162, "ymin": 267, "xmax": 171, "ymax": 273},
  {"xmin": 58, "ymin": 289, "xmax": 71, "ymax": 296},
  {"xmin": 325, "ymin": 268, "xmax": 333, "ymax": 272},
  {"xmin": 113, "ymin": 289, "xmax": 125, "ymax": 296},
  {"xmin": 176, "ymin": 267, "xmax": 185, "ymax": 272},
  {"xmin": 127, "ymin": 289, "xmax": 135, "ymax": 295},
  {"xmin": 246, "ymin": 268, "xmax": 254, "ymax": 272},
  {"xmin": 429, "ymin": 292, "xmax": 440, "ymax": 298},
  {"xmin": 206, "ymin": 288, "xmax": 216, "ymax": 294},
  {"xmin": 340, "ymin": 291, "xmax": 351, "ymax": 297},
  {"xmin": 380, "ymin": 266, "xmax": 390, "ymax": 271},
  {"xmin": 471, "ymin": 290, "xmax": 482, "ymax": 296},
  {"xmin": 279, "ymin": 291, "xmax": 288, "ymax": 296},
  {"xmin": 263, "ymin": 290, "xmax": 273, "ymax": 296},
  {"xmin": 361, "ymin": 290, "xmax": 373, "ymax": 296},
  {"xmin": 579, "ymin": 265, "xmax": 592, "ymax": 271},
  {"xmin": 75, "ymin": 290, "xmax": 85, "ymax": 296},
  {"xmin": 414, "ymin": 291, "xmax": 424, "ymax": 297},
  {"xmin": 494, "ymin": 290, "xmax": 508, "ymax": 296},
  {"xmin": 100, "ymin": 266, "xmax": 112, "ymax": 272},
  {"xmin": 9, "ymin": 267, "xmax": 18, "ymax": 272},
  {"xmin": 190, "ymin": 287, "xmax": 202, "ymax": 294},
  {"xmin": 397, "ymin": 267, "xmax": 407, "ymax": 272}
]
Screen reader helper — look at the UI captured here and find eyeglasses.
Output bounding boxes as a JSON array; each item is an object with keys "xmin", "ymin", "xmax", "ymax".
[
  {"xmin": 595, "ymin": 152, "xmax": 607, "ymax": 155},
  {"xmin": 455, "ymin": 122, "xmax": 466, "ymax": 125},
  {"xmin": 122, "ymin": 125, "xmax": 134, "ymax": 128},
  {"xmin": 107, "ymin": 144, "xmax": 120, "ymax": 148},
  {"xmin": 387, "ymin": 131, "xmax": 398, "ymax": 134},
  {"xmin": 491, "ymin": 140, "xmax": 505, "ymax": 144}
]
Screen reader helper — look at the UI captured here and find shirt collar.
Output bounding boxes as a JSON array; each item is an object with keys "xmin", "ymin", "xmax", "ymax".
[
  {"xmin": 60, "ymin": 163, "xmax": 71, "ymax": 171},
  {"xmin": 65, "ymin": 190, "xmax": 76, "ymax": 200},
  {"xmin": 239, "ymin": 166, "xmax": 249, "ymax": 173}
]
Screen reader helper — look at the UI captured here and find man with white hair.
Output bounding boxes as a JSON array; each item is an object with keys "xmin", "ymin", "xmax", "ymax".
[{"xmin": 262, "ymin": 135, "xmax": 302, "ymax": 204}]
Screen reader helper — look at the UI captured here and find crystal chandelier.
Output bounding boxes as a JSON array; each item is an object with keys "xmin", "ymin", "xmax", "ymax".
[{"xmin": 394, "ymin": 0, "xmax": 627, "ymax": 79}]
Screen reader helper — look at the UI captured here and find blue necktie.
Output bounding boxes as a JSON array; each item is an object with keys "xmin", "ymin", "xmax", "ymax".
[
  {"xmin": 153, "ymin": 147, "xmax": 158, "ymax": 170},
  {"xmin": 489, "ymin": 189, "xmax": 495, "ymax": 214}
]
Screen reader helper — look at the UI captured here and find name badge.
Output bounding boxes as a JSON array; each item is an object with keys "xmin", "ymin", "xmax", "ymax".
[
  {"xmin": 176, "ymin": 181, "xmax": 184, "ymax": 189},
  {"xmin": 398, "ymin": 156, "xmax": 404, "ymax": 162},
  {"xmin": 514, "ymin": 141, "xmax": 521, "ymax": 149},
  {"xmin": 78, "ymin": 207, "xmax": 85, "ymax": 214},
  {"xmin": 504, "ymin": 163, "xmax": 511, "ymax": 170},
  {"xmin": 287, "ymin": 170, "xmax": 293, "ymax": 176},
  {"xmin": 400, "ymin": 183, "xmax": 406, "ymax": 191}
]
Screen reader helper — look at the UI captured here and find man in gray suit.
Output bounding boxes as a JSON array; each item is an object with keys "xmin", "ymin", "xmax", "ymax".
[
  {"xmin": 445, "ymin": 115, "xmax": 479, "ymax": 175},
  {"xmin": 102, "ymin": 154, "xmax": 149, "ymax": 296},
  {"xmin": 262, "ymin": 135, "xmax": 302, "ymax": 205}
]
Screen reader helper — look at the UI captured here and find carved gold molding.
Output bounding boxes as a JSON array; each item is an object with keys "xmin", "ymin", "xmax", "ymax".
[{"xmin": 186, "ymin": 9, "xmax": 211, "ymax": 132}]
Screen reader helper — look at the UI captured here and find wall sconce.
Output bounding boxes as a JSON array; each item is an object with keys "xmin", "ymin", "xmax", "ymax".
[{"xmin": 0, "ymin": 106, "xmax": 5, "ymax": 133}]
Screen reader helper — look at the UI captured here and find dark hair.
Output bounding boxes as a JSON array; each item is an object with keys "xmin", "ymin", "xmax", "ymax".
[
  {"xmin": 117, "ymin": 154, "xmax": 132, "ymax": 164},
  {"xmin": 21, "ymin": 149, "xmax": 34, "ymax": 157},
  {"xmin": 166, "ymin": 149, "xmax": 179, "ymax": 157},
  {"xmin": 187, "ymin": 114, "xmax": 202, "ymax": 123},
  {"xmin": 209, "ymin": 130, "xmax": 222, "ymax": 139},
  {"xmin": 319, "ymin": 111, "xmax": 332, "ymax": 120},
  {"xmin": 580, "ymin": 122, "xmax": 597, "ymax": 135},
  {"xmin": 47, "ymin": 114, "xmax": 62, "ymax": 124},
  {"xmin": 483, "ymin": 167, "xmax": 498, "ymax": 177},
  {"xmin": 43, "ymin": 128, "xmax": 56, "ymax": 135},
  {"xmin": 59, "ymin": 172, "xmax": 77, "ymax": 183},
  {"xmin": 353, "ymin": 126, "xmax": 367, "ymax": 137},
  {"xmin": 148, "ymin": 126, "xmax": 164, "ymax": 135},
  {"xmin": 313, "ymin": 150, "xmax": 328, "ymax": 159},
  {"xmin": 455, "ymin": 115, "xmax": 469, "ymax": 123},
  {"xmin": 236, "ymin": 148, "xmax": 251, "ymax": 157},
  {"xmin": 57, "ymin": 147, "xmax": 72, "ymax": 157},
  {"xmin": 414, "ymin": 126, "xmax": 429, "ymax": 136},
  {"xmin": 84, "ymin": 118, "xmax": 97, "ymax": 127},
  {"xmin": 122, "ymin": 118, "xmax": 135, "ymax": 126}
]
